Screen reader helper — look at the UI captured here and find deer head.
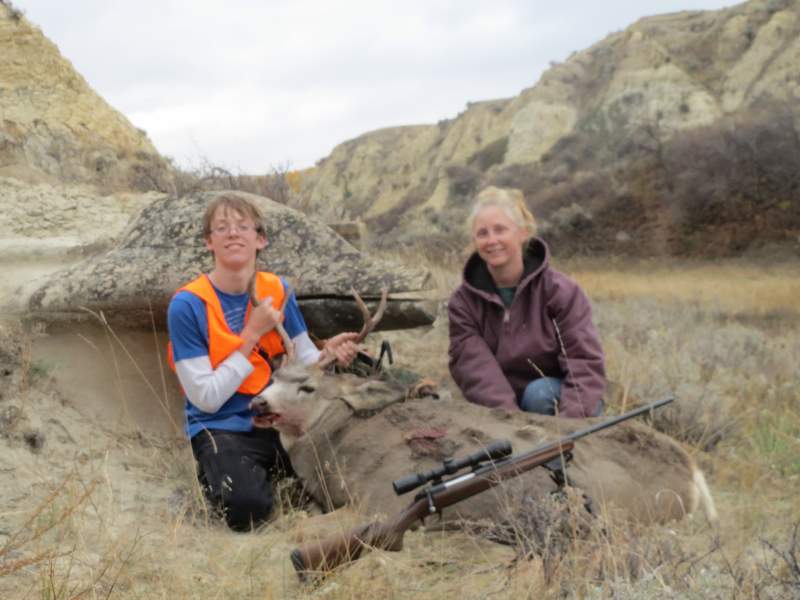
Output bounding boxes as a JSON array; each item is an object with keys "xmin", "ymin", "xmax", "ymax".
[{"xmin": 248, "ymin": 279, "xmax": 389, "ymax": 437}]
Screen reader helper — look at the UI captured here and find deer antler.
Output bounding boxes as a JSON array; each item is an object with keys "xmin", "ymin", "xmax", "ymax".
[
  {"xmin": 352, "ymin": 286, "xmax": 389, "ymax": 343},
  {"xmin": 317, "ymin": 286, "xmax": 389, "ymax": 369},
  {"xmin": 248, "ymin": 274, "xmax": 296, "ymax": 364}
]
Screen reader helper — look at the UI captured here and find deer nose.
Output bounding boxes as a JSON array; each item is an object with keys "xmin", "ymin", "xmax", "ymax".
[{"xmin": 249, "ymin": 397, "xmax": 268, "ymax": 412}]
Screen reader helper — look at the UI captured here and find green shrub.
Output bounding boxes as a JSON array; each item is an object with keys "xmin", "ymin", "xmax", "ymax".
[{"xmin": 468, "ymin": 136, "xmax": 509, "ymax": 171}]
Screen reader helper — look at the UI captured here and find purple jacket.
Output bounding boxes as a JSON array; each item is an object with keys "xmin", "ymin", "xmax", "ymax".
[{"xmin": 448, "ymin": 238, "xmax": 605, "ymax": 418}]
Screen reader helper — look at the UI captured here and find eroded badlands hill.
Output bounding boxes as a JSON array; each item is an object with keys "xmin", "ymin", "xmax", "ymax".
[
  {"xmin": 0, "ymin": 2, "xmax": 171, "ymax": 190},
  {"xmin": 299, "ymin": 0, "xmax": 800, "ymax": 257}
]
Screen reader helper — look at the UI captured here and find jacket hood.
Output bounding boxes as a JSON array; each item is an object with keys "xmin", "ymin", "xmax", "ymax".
[{"xmin": 462, "ymin": 237, "xmax": 550, "ymax": 297}]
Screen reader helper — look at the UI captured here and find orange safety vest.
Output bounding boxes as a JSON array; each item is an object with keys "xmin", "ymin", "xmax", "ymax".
[{"xmin": 167, "ymin": 272, "xmax": 286, "ymax": 395}]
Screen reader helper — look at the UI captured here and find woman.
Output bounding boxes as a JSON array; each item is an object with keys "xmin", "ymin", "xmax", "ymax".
[{"xmin": 448, "ymin": 186, "xmax": 605, "ymax": 418}]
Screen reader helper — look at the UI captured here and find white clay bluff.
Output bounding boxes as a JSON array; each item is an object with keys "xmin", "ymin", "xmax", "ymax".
[{"xmin": 24, "ymin": 190, "xmax": 437, "ymax": 337}]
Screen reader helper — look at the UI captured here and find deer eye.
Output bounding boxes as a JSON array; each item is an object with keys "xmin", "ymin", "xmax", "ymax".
[{"xmin": 298, "ymin": 385, "xmax": 315, "ymax": 394}]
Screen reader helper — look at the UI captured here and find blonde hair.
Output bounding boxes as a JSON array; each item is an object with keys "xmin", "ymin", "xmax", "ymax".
[{"xmin": 468, "ymin": 186, "xmax": 537, "ymax": 239}]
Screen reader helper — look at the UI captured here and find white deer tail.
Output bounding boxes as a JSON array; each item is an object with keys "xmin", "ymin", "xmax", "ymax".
[{"xmin": 692, "ymin": 467, "xmax": 718, "ymax": 525}]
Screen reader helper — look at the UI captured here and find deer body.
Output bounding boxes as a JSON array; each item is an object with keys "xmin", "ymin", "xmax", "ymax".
[{"xmin": 252, "ymin": 364, "xmax": 717, "ymax": 527}]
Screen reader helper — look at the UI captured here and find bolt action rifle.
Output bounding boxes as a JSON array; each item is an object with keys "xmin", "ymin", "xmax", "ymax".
[{"xmin": 290, "ymin": 396, "xmax": 674, "ymax": 580}]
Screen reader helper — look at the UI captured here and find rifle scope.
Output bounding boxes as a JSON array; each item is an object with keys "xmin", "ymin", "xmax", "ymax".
[{"xmin": 392, "ymin": 439, "xmax": 513, "ymax": 496}]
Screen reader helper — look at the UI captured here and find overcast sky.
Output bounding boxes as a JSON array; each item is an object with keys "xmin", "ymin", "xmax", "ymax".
[{"xmin": 16, "ymin": 0, "xmax": 736, "ymax": 173}]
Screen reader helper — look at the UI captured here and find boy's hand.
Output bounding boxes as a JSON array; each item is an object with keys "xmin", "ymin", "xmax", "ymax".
[
  {"xmin": 320, "ymin": 332, "xmax": 360, "ymax": 367},
  {"xmin": 239, "ymin": 296, "xmax": 281, "ymax": 354},
  {"xmin": 246, "ymin": 296, "xmax": 281, "ymax": 335}
]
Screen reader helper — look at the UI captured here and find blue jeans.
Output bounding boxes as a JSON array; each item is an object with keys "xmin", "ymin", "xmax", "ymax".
[
  {"xmin": 520, "ymin": 377, "xmax": 604, "ymax": 416},
  {"xmin": 520, "ymin": 377, "xmax": 562, "ymax": 415}
]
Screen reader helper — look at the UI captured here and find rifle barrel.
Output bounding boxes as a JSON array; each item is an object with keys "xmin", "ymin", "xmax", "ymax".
[
  {"xmin": 566, "ymin": 396, "xmax": 673, "ymax": 443},
  {"xmin": 492, "ymin": 396, "xmax": 674, "ymax": 470}
]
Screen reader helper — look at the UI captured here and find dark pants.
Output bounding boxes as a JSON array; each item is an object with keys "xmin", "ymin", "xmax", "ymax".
[{"xmin": 190, "ymin": 427, "xmax": 293, "ymax": 531}]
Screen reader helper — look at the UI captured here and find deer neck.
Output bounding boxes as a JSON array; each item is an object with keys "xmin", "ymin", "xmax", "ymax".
[{"xmin": 280, "ymin": 395, "xmax": 359, "ymax": 452}]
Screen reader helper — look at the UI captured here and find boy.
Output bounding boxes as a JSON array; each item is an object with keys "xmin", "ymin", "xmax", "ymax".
[{"xmin": 167, "ymin": 194, "xmax": 357, "ymax": 530}]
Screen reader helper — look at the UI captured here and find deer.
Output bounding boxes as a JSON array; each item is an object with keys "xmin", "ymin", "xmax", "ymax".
[{"xmin": 247, "ymin": 280, "xmax": 718, "ymax": 533}]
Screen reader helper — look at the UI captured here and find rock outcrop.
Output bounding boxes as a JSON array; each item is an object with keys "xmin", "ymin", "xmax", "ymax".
[
  {"xmin": 0, "ymin": 176, "xmax": 164, "ymax": 309},
  {"xmin": 25, "ymin": 191, "xmax": 436, "ymax": 337}
]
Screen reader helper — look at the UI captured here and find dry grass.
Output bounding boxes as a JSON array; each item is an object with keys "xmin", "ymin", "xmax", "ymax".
[
  {"xmin": 1, "ymin": 258, "xmax": 799, "ymax": 598},
  {"xmin": 566, "ymin": 258, "xmax": 800, "ymax": 321}
]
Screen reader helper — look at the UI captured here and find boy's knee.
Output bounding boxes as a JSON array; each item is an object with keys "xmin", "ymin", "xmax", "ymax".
[
  {"xmin": 222, "ymin": 487, "xmax": 275, "ymax": 532},
  {"xmin": 200, "ymin": 472, "xmax": 275, "ymax": 531}
]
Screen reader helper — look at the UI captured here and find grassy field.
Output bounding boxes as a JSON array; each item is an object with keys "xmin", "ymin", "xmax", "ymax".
[{"xmin": 1, "ymin": 259, "xmax": 798, "ymax": 599}]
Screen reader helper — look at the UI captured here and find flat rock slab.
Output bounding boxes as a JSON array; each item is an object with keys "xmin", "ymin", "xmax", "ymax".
[{"xmin": 26, "ymin": 191, "xmax": 436, "ymax": 336}]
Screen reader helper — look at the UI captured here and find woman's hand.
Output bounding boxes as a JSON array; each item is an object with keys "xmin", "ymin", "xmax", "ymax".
[{"xmin": 320, "ymin": 332, "xmax": 360, "ymax": 367}]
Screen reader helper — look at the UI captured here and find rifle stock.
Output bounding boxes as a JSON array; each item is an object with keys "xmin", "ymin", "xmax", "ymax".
[{"xmin": 290, "ymin": 500, "xmax": 426, "ymax": 579}]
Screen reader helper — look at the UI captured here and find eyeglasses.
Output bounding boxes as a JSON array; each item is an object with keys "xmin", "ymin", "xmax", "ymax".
[{"xmin": 210, "ymin": 223, "xmax": 258, "ymax": 236}]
